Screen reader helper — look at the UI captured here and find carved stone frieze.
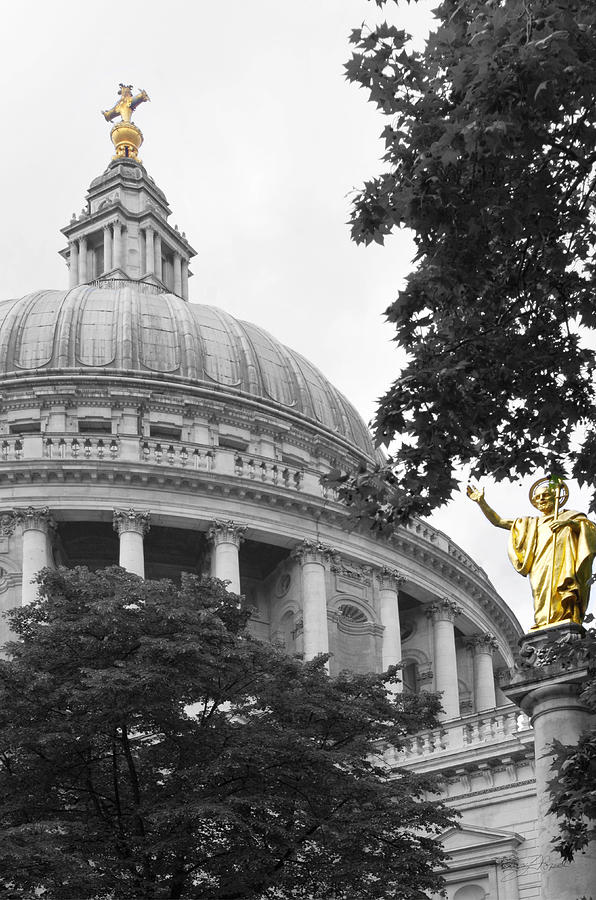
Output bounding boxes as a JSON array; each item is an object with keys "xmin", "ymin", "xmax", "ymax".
[{"xmin": 330, "ymin": 553, "xmax": 373, "ymax": 585}]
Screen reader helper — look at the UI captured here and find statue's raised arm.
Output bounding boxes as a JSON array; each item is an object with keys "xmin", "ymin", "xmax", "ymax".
[{"xmin": 466, "ymin": 484, "xmax": 513, "ymax": 531}]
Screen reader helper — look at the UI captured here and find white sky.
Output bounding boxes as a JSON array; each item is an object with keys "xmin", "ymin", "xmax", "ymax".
[{"xmin": 1, "ymin": 0, "xmax": 592, "ymax": 632}]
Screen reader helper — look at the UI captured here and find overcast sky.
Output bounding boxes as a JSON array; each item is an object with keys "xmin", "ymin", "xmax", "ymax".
[{"xmin": 1, "ymin": 0, "xmax": 592, "ymax": 632}]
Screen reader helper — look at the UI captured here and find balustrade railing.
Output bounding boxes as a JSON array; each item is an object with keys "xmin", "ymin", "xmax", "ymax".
[
  {"xmin": 0, "ymin": 433, "xmax": 326, "ymax": 497},
  {"xmin": 387, "ymin": 706, "xmax": 532, "ymax": 765}
]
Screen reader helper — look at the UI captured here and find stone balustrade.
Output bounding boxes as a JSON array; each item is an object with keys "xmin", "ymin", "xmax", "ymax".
[
  {"xmin": 386, "ymin": 706, "xmax": 532, "ymax": 765},
  {"xmin": 0, "ymin": 433, "xmax": 321, "ymax": 495}
]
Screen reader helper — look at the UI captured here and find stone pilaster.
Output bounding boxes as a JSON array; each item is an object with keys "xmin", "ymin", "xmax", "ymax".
[
  {"xmin": 113, "ymin": 509, "xmax": 150, "ymax": 578},
  {"xmin": 426, "ymin": 598, "xmax": 462, "ymax": 719},
  {"xmin": 181, "ymin": 258, "xmax": 189, "ymax": 300},
  {"xmin": 466, "ymin": 632, "xmax": 498, "ymax": 712},
  {"xmin": 154, "ymin": 232, "xmax": 162, "ymax": 280},
  {"xmin": 173, "ymin": 253, "xmax": 182, "ymax": 296},
  {"xmin": 207, "ymin": 520, "xmax": 247, "ymax": 594},
  {"xmin": 377, "ymin": 567, "xmax": 405, "ymax": 684},
  {"xmin": 69, "ymin": 241, "xmax": 79, "ymax": 288},
  {"xmin": 145, "ymin": 226, "xmax": 154, "ymax": 274},
  {"xmin": 292, "ymin": 540, "xmax": 333, "ymax": 663},
  {"xmin": 14, "ymin": 507, "xmax": 55, "ymax": 605},
  {"xmin": 78, "ymin": 236, "xmax": 88, "ymax": 282},
  {"xmin": 103, "ymin": 224, "xmax": 112, "ymax": 273},
  {"xmin": 113, "ymin": 221, "xmax": 122, "ymax": 269}
]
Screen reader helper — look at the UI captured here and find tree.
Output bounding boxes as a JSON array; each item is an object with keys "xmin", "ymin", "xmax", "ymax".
[
  {"xmin": 0, "ymin": 566, "xmax": 454, "ymax": 900},
  {"xmin": 334, "ymin": 0, "xmax": 596, "ymax": 529}
]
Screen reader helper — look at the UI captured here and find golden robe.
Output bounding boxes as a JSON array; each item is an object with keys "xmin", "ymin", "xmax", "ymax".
[{"xmin": 508, "ymin": 510, "xmax": 596, "ymax": 630}]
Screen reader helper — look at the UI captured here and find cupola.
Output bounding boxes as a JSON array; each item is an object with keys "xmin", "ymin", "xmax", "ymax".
[{"xmin": 59, "ymin": 85, "xmax": 196, "ymax": 300}]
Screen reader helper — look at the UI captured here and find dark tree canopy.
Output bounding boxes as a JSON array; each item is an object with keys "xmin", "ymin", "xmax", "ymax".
[
  {"xmin": 337, "ymin": 0, "xmax": 596, "ymax": 528},
  {"xmin": 0, "ymin": 567, "xmax": 453, "ymax": 900}
]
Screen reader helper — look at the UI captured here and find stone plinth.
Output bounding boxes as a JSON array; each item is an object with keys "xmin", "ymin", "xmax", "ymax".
[{"xmin": 502, "ymin": 625, "xmax": 596, "ymax": 900}]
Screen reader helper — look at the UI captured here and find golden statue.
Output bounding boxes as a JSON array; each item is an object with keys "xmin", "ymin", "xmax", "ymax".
[
  {"xmin": 101, "ymin": 84, "xmax": 150, "ymax": 162},
  {"xmin": 467, "ymin": 478, "xmax": 596, "ymax": 631}
]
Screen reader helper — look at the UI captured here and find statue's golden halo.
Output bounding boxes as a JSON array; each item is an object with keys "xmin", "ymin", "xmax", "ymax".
[{"xmin": 529, "ymin": 477, "xmax": 569, "ymax": 511}]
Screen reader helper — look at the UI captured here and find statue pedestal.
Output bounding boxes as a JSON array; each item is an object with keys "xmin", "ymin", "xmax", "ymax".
[{"xmin": 502, "ymin": 626, "xmax": 596, "ymax": 900}]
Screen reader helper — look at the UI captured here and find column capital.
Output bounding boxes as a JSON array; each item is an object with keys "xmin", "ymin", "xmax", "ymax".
[
  {"xmin": 292, "ymin": 539, "xmax": 334, "ymax": 566},
  {"xmin": 466, "ymin": 632, "xmax": 499, "ymax": 655},
  {"xmin": 426, "ymin": 597, "xmax": 463, "ymax": 623},
  {"xmin": 207, "ymin": 520, "xmax": 247, "ymax": 548},
  {"xmin": 113, "ymin": 508, "xmax": 151, "ymax": 537},
  {"xmin": 376, "ymin": 566, "xmax": 405, "ymax": 591},
  {"xmin": 102, "ymin": 223, "xmax": 111, "ymax": 232},
  {"xmin": 14, "ymin": 506, "xmax": 55, "ymax": 533}
]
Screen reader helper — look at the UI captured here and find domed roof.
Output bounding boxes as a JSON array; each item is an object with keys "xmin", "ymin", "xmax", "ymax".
[{"xmin": 0, "ymin": 284, "xmax": 374, "ymax": 456}]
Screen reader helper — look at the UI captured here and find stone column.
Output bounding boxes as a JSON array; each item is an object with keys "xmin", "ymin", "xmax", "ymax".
[
  {"xmin": 181, "ymin": 258, "xmax": 189, "ymax": 300},
  {"xmin": 467, "ymin": 633, "xmax": 498, "ymax": 712},
  {"xmin": 145, "ymin": 226, "xmax": 154, "ymax": 274},
  {"xmin": 292, "ymin": 540, "xmax": 331, "ymax": 662},
  {"xmin": 426, "ymin": 598, "xmax": 462, "ymax": 720},
  {"xmin": 113, "ymin": 509, "xmax": 150, "ymax": 578},
  {"xmin": 154, "ymin": 233, "xmax": 162, "ymax": 280},
  {"xmin": 113, "ymin": 221, "xmax": 122, "ymax": 270},
  {"xmin": 69, "ymin": 241, "xmax": 79, "ymax": 288},
  {"xmin": 503, "ymin": 630, "xmax": 596, "ymax": 900},
  {"xmin": 377, "ymin": 567, "xmax": 404, "ymax": 684},
  {"xmin": 78, "ymin": 236, "xmax": 88, "ymax": 283},
  {"xmin": 15, "ymin": 507, "xmax": 54, "ymax": 605},
  {"xmin": 207, "ymin": 520, "xmax": 246, "ymax": 594},
  {"xmin": 103, "ymin": 225, "xmax": 112, "ymax": 273},
  {"xmin": 173, "ymin": 253, "xmax": 182, "ymax": 296}
]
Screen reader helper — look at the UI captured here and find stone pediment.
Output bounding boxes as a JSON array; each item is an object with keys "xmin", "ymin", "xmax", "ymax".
[{"xmin": 441, "ymin": 824, "xmax": 523, "ymax": 854}]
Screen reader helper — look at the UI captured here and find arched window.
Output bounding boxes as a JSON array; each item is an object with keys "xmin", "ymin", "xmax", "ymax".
[{"xmin": 453, "ymin": 885, "xmax": 487, "ymax": 900}]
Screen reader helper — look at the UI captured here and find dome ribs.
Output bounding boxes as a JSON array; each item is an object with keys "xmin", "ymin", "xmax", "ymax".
[{"xmin": 75, "ymin": 286, "xmax": 118, "ymax": 368}]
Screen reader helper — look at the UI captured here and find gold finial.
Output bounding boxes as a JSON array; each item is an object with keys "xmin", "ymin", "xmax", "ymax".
[{"xmin": 101, "ymin": 84, "xmax": 150, "ymax": 162}]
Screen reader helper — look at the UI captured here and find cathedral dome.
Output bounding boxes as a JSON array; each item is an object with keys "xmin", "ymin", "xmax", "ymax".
[{"xmin": 0, "ymin": 284, "xmax": 374, "ymax": 457}]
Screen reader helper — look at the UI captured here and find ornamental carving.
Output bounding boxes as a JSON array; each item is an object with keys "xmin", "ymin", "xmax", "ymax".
[
  {"xmin": 426, "ymin": 597, "xmax": 463, "ymax": 623},
  {"xmin": 466, "ymin": 632, "xmax": 499, "ymax": 655},
  {"xmin": 207, "ymin": 520, "xmax": 247, "ymax": 548},
  {"xmin": 376, "ymin": 566, "xmax": 405, "ymax": 591},
  {"xmin": 330, "ymin": 553, "xmax": 373, "ymax": 585},
  {"xmin": 0, "ymin": 513, "xmax": 16, "ymax": 536},
  {"xmin": 113, "ymin": 508, "xmax": 151, "ymax": 537},
  {"xmin": 14, "ymin": 507, "xmax": 55, "ymax": 533},
  {"xmin": 291, "ymin": 539, "xmax": 334, "ymax": 566}
]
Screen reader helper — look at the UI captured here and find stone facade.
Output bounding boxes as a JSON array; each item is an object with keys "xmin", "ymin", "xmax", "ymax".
[{"xmin": 0, "ymin": 152, "xmax": 549, "ymax": 899}]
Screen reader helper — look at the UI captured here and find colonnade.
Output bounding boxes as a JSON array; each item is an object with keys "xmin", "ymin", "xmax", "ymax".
[
  {"xmin": 8, "ymin": 509, "xmax": 498, "ymax": 714},
  {"xmin": 68, "ymin": 225, "xmax": 188, "ymax": 299}
]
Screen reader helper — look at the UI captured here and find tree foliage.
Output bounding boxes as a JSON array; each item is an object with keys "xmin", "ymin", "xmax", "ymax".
[
  {"xmin": 0, "ymin": 567, "xmax": 454, "ymax": 900},
  {"xmin": 336, "ymin": 0, "xmax": 596, "ymax": 528}
]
